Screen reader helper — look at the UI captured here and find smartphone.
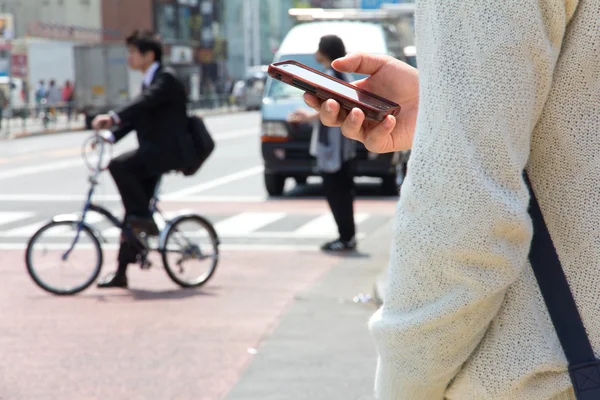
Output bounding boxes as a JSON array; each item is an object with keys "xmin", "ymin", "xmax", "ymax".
[{"xmin": 267, "ymin": 60, "xmax": 400, "ymax": 122}]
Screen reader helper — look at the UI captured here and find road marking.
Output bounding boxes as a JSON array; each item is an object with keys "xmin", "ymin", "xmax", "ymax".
[
  {"xmin": 214, "ymin": 212, "xmax": 286, "ymax": 235},
  {"xmin": 163, "ymin": 165, "xmax": 264, "ymax": 200},
  {"xmin": 13, "ymin": 228, "xmax": 366, "ymax": 240},
  {"xmin": 0, "ymin": 211, "xmax": 35, "ymax": 226},
  {"xmin": 0, "ymin": 194, "xmax": 266, "ymax": 202},
  {"xmin": 213, "ymin": 129, "xmax": 257, "ymax": 141},
  {"xmin": 0, "ymin": 158, "xmax": 82, "ymax": 181},
  {"xmin": 0, "ymin": 242, "xmax": 319, "ymax": 252},
  {"xmin": 0, "ymin": 128, "xmax": 258, "ymax": 180},
  {"xmin": 294, "ymin": 212, "xmax": 370, "ymax": 236},
  {"xmin": 0, "ymin": 128, "xmax": 257, "ymax": 163},
  {"xmin": 0, "ymin": 211, "xmax": 109, "ymax": 237}
]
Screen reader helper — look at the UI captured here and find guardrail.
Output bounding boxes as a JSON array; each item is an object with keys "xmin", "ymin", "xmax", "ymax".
[{"xmin": 0, "ymin": 95, "xmax": 247, "ymax": 140}]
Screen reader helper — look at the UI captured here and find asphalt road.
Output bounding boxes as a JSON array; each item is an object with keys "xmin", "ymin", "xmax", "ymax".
[
  {"xmin": 0, "ymin": 110, "xmax": 397, "ymax": 399},
  {"xmin": 0, "ymin": 111, "xmax": 397, "ymax": 249}
]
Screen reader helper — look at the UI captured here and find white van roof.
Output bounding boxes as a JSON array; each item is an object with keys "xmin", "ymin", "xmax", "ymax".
[{"xmin": 276, "ymin": 21, "xmax": 388, "ymax": 56}]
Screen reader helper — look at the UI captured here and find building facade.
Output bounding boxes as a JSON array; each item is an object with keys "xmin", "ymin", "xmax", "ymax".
[
  {"xmin": 0, "ymin": 0, "xmax": 103, "ymax": 41},
  {"xmin": 102, "ymin": 0, "xmax": 154, "ymax": 42},
  {"xmin": 223, "ymin": 0, "xmax": 294, "ymax": 80}
]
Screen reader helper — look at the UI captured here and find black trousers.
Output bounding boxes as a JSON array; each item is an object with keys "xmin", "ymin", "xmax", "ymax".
[
  {"xmin": 108, "ymin": 150, "xmax": 160, "ymax": 271},
  {"xmin": 321, "ymin": 161, "xmax": 356, "ymax": 242}
]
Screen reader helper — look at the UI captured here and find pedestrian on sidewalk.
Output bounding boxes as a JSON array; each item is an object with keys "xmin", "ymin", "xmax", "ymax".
[
  {"xmin": 304, "ymin": 0, "xmax": 598, "ymax": 399},
  {"xmin": 46, "ymin": 80, "xmax": 61, "ymax": 121},
  {"xmin": 62, "ymin": 80, "xmax": 74, "ymax": 121},
  {"xmin": 288, "ymin": 34, "xmax": 357, "ymax": 252},
  {"xmin": 0, "ymin": 87, "xmax": 7, "ymax": 130}
]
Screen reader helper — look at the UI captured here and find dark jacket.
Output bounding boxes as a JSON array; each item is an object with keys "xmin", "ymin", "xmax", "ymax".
[{"xmin": 111, "ymin": 65, "xmax": 196, "ymax": 175}]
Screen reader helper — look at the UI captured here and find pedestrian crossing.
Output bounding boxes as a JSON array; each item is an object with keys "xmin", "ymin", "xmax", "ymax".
[{"xmin": 0, "ymin": 210, "xmax": 390, "ymax": 243}]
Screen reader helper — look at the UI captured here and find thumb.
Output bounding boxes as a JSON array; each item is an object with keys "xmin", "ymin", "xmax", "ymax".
[{"xmin": 332, "ymin": 52, "xmax": 391, "ymax": 76}]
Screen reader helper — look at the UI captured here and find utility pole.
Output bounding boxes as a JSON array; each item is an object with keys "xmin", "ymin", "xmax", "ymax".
[
  {"xmin": 242, "ymin": 0, "xmax": 251, "ymax": 73},
  {"xmin": 251, "ymin": 0, "xmax": 260, "ymax": 67}
]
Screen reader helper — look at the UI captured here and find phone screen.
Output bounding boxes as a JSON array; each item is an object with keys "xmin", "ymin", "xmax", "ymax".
[{"xmin": 279, "ymin": 63, "xmax": 392, "ymax": 109}]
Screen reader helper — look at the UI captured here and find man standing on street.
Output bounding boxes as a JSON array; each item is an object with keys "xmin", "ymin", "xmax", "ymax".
[{"xmin": 91, "ymin": 29, "xmax": 195, "ymax": 289}]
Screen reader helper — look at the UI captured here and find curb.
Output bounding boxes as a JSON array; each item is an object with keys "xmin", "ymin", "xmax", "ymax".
[
  {"xmin": 4, "ymin": 107, "xmax": 251, "ymax": 140},
  {"xmin": 8, "ymin": 126, "xmax": 86, "ymax": 140}
]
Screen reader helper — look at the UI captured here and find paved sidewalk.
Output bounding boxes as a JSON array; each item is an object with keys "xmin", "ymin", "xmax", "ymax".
[{"xmin": 223, "ymin": 220, "xmax": 393, "ymax": 400}]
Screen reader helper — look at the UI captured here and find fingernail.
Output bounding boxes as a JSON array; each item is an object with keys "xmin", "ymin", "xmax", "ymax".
[{"xmin": 325, "ymin": 102, "xmax": 332, "ymax": 113}]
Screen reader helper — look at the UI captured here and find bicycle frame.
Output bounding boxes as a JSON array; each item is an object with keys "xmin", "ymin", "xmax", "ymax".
[
  {"xmin": 61, "ymin": 134, "xmax": 161, "ymax": 260},
  {"xmin": 60, "ymin": 132, "xmax": 185, "ymax": 262}
]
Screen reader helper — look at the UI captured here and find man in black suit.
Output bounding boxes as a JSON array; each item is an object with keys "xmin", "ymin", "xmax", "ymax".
[{"xmin": 92, "ymin": 30, "xmax": 195, "ymax": 288}]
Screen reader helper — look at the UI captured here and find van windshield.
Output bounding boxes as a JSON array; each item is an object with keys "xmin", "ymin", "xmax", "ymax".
[{"xmin": 266, "ymin": 54, "xmax": 323, "ymax": 99}]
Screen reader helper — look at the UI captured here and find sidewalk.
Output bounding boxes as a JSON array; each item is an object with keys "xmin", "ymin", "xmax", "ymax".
[
  {"xmin": 223, "ymin": 220, "xmax": 393, "ymax": 400},
  {"xmin": 1, "ymin": 106, "xmax": 247, "ymax": 140}
]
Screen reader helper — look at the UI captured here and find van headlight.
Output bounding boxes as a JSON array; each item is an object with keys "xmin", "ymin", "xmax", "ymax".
[{"xmin": 261, "ymin": 121, "xmax": 288, "ymax": 141}]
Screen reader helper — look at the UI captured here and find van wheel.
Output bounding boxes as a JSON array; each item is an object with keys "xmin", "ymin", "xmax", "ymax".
[
  {"xmin": 381, "ymin": 174, "xmax": 399, "ymax": 196},
  {"xmin": 265, "ymin": 173, "xmax": 286, "ymax": 196}
]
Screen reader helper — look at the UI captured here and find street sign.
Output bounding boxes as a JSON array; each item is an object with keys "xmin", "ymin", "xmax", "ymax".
[{"xmin": 360, "ymin": 0, "xmax": 400, "ymax": 9}]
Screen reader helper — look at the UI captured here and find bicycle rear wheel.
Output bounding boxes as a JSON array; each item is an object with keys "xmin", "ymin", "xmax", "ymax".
[
  {"xmin": 161, "ymin": 215, "xmax": 219, "ymax": 288},
  {"xmin": 26, "ymin": 220, "xmax": 103, "ymax": 295}
]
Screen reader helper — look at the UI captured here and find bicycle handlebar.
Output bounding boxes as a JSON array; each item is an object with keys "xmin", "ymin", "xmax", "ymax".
[{"xmin": 82, "ymin": 130, "xmax": 114, "ymax": 174}]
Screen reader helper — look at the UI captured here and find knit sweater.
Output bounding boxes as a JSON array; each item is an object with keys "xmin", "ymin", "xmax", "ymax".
[{"xmin": 369, "ymin": 0, "xmax": 597, "ymax": 399}]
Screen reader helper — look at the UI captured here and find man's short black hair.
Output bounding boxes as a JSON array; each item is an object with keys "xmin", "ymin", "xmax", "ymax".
[
  {"xmin": 318, "ymin": 35, "xmax": 346, "ymax": 61},
  {"xmin": 126, "ymin": 29, "xmax": 163, "ymax": 63}
]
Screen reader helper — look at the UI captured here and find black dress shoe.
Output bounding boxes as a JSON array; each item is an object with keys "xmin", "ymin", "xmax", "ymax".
[
  {"xmin": 320, "ymin": 237, "xmax": 357, "ymax": 252},
  {"xmin": 127, "ymin": 216, "xmax": 160, "ymax": 236},
  {"xmin": 97, "ymin": 273, "xmax": 128, "ymax": 289}
]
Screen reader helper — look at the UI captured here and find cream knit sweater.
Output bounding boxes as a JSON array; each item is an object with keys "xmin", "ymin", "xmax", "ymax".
[{"xmin": 369, "ymin": 0, "xmax": 598, "ymax": 399}]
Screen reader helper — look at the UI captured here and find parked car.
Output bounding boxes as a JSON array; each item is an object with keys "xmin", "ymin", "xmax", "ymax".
[
  {"xmin": 242, "ymin": 66, "xmax": 267, "ymax": 110},
  {"xmin": 260, "ymin": 20, "xmax": 411, "ymax": 196}
]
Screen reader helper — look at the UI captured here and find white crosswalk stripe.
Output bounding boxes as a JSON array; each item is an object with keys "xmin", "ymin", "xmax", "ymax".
[
  {"xmin": 214, "ymin": 212, "xmax": 286, "ymax": 235},
  {"xmin": 294, "ymin": 213, "xmax": 369, "ymax": 237},
  {"xmin": 0, "ymin": 210, "xmax": 377, "ymax": 240},
  {"xmin": 0, "ymin": 211, "xmax": 35, "ymax": 226}
]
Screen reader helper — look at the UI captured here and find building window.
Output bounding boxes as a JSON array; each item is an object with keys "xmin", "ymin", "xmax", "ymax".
[
  {"xmin": 178, "ymin": 6, "xmax": 191, "ymax": 41},
  {"xmin": 190, "ymin": 14, "xmax": 202, "ymax": 41},
  {"xmin": 155, "ymin": 3, "xmax": 178, "ymax": 40},
  {"xmin": 155, "ymin": 0, "xmax": 203, "ymax": 42}
]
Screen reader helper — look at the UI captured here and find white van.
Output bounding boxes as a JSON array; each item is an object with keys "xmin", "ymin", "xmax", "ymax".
[{"xmin": 260, "ymin": 21, "xmax": 409, "ymax": 196}]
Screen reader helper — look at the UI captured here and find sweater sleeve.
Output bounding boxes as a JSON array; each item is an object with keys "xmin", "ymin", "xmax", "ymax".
[{"xmin": 369, "ymin": 0, "xmax": 578, "ymax": 398}]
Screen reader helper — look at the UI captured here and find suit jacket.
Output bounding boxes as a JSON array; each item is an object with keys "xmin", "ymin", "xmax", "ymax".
[{"xmin": 110, "ymin": 65, "xmax": 196, "ymax": 175}]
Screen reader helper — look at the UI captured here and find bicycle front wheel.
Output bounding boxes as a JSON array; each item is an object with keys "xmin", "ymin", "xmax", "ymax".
[
  {"xmin": 26, "ymin": 220, "xmax": 103, "ymax": 295},
  {"xmin": 162, "ymin": 215, "xmax": 219, "ymax": 288}
]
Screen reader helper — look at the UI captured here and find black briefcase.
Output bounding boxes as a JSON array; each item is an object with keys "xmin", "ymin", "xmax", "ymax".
[{"xmin": 181, "ymin": 115, "xmax": 215, "ymax": 176}]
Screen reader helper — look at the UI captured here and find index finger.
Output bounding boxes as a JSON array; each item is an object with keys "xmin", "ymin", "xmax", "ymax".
[{"xmin": 332, "ymin": 52, "xmax": 390, "ymax": 76}]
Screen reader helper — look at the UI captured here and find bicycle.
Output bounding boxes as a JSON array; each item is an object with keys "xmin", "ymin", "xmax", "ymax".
[{"xmin": 25, "ymin": 131, "xmax": 220, "ymax": 296}]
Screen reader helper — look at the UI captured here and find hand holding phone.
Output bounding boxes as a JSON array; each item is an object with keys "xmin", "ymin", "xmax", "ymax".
[
  {"xmin": 298, "ymin": 53, "xmax": 420, "ymax": 154},
  {"xmin": 268, "ymin": 60, "xmax": 400, "ymax": 122}
]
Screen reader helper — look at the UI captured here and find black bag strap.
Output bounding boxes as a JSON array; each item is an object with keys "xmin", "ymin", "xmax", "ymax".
[{"xmin": 525, "ymin": 172, "xmax": 600, "ymax": 399}]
